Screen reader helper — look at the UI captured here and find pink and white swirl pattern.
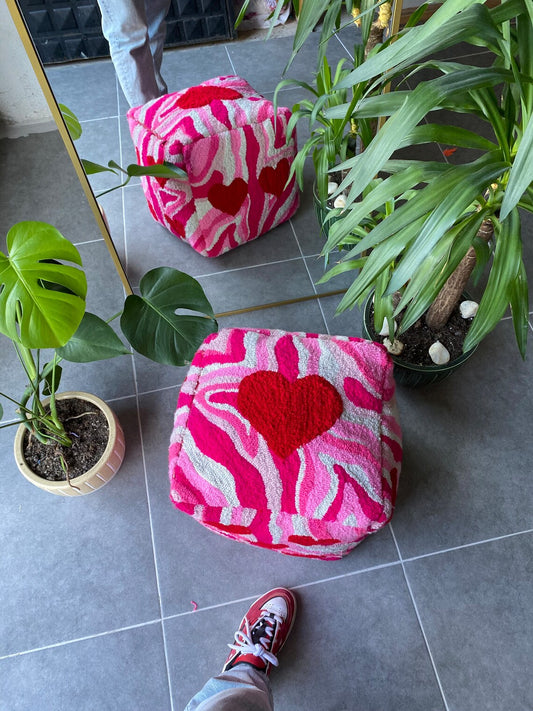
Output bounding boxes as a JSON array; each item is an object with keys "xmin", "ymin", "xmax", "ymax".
[
  {"xmin": 128, "ymin": 76, "xmax": 299, "ymax": 257},
  {"xmin": 169, "ymin": 328, "xmax": 402, "ymax": 560}
]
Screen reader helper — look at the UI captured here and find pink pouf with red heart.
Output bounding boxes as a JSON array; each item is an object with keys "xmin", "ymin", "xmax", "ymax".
[
  {"xmin": 168, "ymin": 328, "xmax": 402, "ymax": 560},
  {"xmin": 127, "ymin": 76, "xmax": 299, "ymax": 257}
]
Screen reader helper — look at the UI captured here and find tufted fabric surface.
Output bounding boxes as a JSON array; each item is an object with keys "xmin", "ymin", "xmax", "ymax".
[
  {"xmin": 169, "ymin": 328, "xmax": 402, "ymax": 559},
  {"xmin": 127, "ymin": 76, "xmax": 299, "ymax": 257}
]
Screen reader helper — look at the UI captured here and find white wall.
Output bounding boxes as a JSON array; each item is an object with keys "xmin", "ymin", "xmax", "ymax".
[{"xmin": 0, "ymin": 2, "xmax": 54, "ymax": 138}]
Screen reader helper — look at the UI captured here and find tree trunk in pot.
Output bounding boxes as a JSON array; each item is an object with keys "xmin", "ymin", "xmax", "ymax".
[{"xmin": 425, "ymin": 219, "xmax": 494, "ymax": 331}]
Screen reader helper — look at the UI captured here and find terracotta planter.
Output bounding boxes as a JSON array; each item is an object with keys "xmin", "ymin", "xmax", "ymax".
[
  {"xmin": 14, "ymin": 391, "xmax": 125, "ymax": 496},
  {"xmin": 362, "ymin": 294, "xmax": 479, "ymax": 388}
]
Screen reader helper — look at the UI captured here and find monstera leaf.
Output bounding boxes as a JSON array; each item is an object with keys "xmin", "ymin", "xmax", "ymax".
[
  {"xmin": 57, "ymin": 312, "xmax": 130, "ymax": 362},
  {"xmin": 121, "ymin": 267, "xmax": 217, "ymax": 366},
  {"xmin": 0, "ymin": 222, "xmax": 87, "ymax": 349}
]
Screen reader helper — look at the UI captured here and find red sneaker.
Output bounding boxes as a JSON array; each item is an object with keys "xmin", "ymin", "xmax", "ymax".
[{"xmin": 223, "ymin": 588, "xmax": 297, "ymax": 675}]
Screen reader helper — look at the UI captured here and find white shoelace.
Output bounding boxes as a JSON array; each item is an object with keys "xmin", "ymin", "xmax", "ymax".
[{"xmin": 228, "ymin": 610, "xmax": 283, "ymax": 667}]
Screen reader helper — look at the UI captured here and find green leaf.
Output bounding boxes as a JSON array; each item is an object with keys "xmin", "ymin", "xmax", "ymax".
[
  {"xmin": 322, "ymin": 161, "xmax": 451, "ymax": 255},
  {"xmin": 81, "ymin": 159, "xmax": 119, "ymax": 176},
  {"xmin": 57, "ymin": 312, "xmax": 130, "ymax": 362},
  {"xmin": 336, "ymin": 67, "xmax": 513, "ymax": 207},
  {"xmin": 396, "ymin": 213, "xmax": 484, "ymax": 332},
  {"xmin": 126, "ymin": 163, "xmax": 187, "ymax": 180},
  {"xmin": 500, "ymin": 112, "xmax": 533, "ymax": 219},
  {"xmin": 463, "ymin": 208, "xmax": 522, "ymax": 350},
  {"xmin": 387, "ymin": 154, "xmax": 507, "ymax": 293},
  {"xmin": 120, "ymin": 267, "xmax": 217, "ymax": 366},
  {"xmin": 0, "ymin": 222, "xmax": 86, "ymax": 348},
  {"xmin": 400, "ymin": 123, "xmax": 497, "ymax": 152},
  {"xmin": 335, "ymin": 1, "xmax": 494, "ymax": 88},
  {"xmin": 41, "ymin": 362, "xmax": 62, "ymax": 396},
  {"xmin": 508, "ymin": 259, "xmax": 529, "ymax": 359},
  {"xmin": 59, "ymin": 104, "xmax": 82, "ymax": 140}
]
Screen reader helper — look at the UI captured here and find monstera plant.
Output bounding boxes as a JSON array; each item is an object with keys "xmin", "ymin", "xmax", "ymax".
[{"xmin": 0, "ymin": 221, "xmax": 216, "ymax": 492}]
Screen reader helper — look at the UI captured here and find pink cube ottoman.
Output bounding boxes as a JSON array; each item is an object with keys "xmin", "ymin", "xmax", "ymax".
[
  {"xmin": 168, "ymin": 328, "xmax": 402, "ymax": 560},
  {"xmin": 127, "ymin": 76, "xmax": 299, "ymax": 257}
]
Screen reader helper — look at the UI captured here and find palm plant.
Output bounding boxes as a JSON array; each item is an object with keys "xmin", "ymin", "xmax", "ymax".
[
  {"xmin": 318, "ymin": 0, "xmax": 533, "ymax": 359},
  {"xmin": 275, "ymin": 0, "xmax": 401, "ymax": 205}
]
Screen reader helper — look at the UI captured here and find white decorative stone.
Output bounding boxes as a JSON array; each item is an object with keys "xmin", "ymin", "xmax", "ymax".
[
  {"xmin": 333, "ymin": 194, "xmax": 347, "ymax": 209},
  {"xmin": 327, "ymin": 181, "xmax": 339, "ymax": 195},
  {"xmin": 429, "ymin": 340, "xmax": 450, "ymax": 365},
  {"xmin": 383, "ymin": 337, "xmax": 404, "ymax": 355},
  {"xmin": 379, "ymin": 318, "xmax": 397, "ymax": 337},
  {"xmin": 460, "ymin": 300, "xmax": 479, "ymax": 319}
]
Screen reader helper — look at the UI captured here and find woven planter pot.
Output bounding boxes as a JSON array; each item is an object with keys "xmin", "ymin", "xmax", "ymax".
[
  {"xmin": 14, "ymin": 391, "xmax": 125, "ymax": 496},
  {"xmin": 362, "ymin": 294, "xmax": 478, "ymax": 388}
]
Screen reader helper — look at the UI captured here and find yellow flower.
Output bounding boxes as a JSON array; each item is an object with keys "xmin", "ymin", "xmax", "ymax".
[
  {"xmin": 377, "ymin": 1, "xmax": 392, "ymax": 29},
  {"xmin": 352, "ymin": 6, "xmax": 362, "ymax": 27}
]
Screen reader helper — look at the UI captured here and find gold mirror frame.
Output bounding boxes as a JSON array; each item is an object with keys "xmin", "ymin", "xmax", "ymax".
[{"xmin": 5, "ymin": 0, "xmax": 132, "ymax": 295}]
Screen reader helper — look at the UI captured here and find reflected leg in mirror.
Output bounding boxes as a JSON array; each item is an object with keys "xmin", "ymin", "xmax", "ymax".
[{"xmin": 97, "ymin": 0, "xmax": 171, "ymax": 107}]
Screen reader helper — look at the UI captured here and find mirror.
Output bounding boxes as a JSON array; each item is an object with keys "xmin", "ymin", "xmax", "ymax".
[{"xmin": 5, "ymin": 0, "xmax": 132, "ymax": 294}]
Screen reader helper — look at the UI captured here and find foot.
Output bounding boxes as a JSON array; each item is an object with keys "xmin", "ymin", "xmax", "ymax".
[{"xmin": 223, "ymin": 588, "xmax": 297, "ymax": 675}]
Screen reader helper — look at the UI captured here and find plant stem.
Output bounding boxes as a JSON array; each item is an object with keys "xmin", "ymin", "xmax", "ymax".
[{"xmin": 425, "ymin": 219, "xmax": 494, "ymax": 331}]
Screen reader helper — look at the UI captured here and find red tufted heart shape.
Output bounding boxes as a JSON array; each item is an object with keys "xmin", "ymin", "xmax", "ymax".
[
  {"xmin": 176, "ymin": 86, "xmax": 243, "ymax": 110},
  {"xmin": 258, "ymin": 159, "xmax": 290, "ymax": 197},
  {"xmin": 208, "ymin": 178, "xmax": 248, "ymax": 216},
  {"xmin": 237, "ymin": 371, "xmax": 343, "ymax": 458}
]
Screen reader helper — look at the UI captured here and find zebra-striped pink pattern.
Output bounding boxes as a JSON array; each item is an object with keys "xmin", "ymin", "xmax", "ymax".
[
  {"xmin": 169, "ymin": 329, "xmax": 402, "ymax": 560},
  {"xmin": 127, "ymin": 76, "xmax": 299, "ymax": 257}
]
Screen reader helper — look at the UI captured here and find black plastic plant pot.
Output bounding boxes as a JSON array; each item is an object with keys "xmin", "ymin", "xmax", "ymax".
[{"xmin": 362, "ymin": 293, "xmax": 479, "ymax": 388}]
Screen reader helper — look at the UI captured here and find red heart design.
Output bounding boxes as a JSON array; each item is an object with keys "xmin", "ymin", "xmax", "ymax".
[
  {"xmin": 237, "ymin": 371, "xmax": 343, "ymax": 458},
  {"xmin": 258, "ymin": 159, "xmax": 290, "ymax": 197},
  {"xmin": 208, "ymin": 178, "xmax": 248, "ymax": 216},
  {"xmin": 176, "ymin": 86, "xmax": 243, "ymax": 110}
]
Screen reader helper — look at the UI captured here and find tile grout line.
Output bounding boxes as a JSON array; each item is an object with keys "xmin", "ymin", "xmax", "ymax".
[
  {"xmin": 289, "ymin": 219, "xmax": 331, "ymax": 333},
  {"xmin": 130, "ymin": 347, "xmax": 176, "ymax": 711},
  {"xmin": 389, "ymin": 524, "xmax": 451, "ymax": 711},
  {"xmin": 3, "ymin": 527, "xmax": 532, "ymax": 660},
  {"xmin": 400, "ymin": 526, "xmax": 533, "ymax": 565},
  {"xmin": 123, "ymin": 143, "xmax": 176, "ymax": 711},
  {"xmin": 224, "ymin": 44, "xmax": 238, "ymax": 75},
  {"xmin": 0, "ymin": 618, "xmax": 162, "ymax": 661}
]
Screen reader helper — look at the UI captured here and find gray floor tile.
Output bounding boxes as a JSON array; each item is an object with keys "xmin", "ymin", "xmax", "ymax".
[
  {"xmin": 77, "ymin": 117, "xmax": 123, "ymax": 194},
  {"xmin": 0, "ymin": 623, "xmax": 171, "ymax": 711},
  {"xmin": 391, "ymin": 317, "xmax": 532, "ymax": 559},
  {"xmin": 405, "ymin": 533, "xmax": 533, "ymax": 711},
  {"xmin": 121, "ymin": 184, "xmax": 302, "ymax": 286},
  {"xmin": 139, "ymin": 387, "xmax": 400, "ymax": 618},
  {"xmin": 0, "ymin": 398, "xmax": 160, "ymax": 656},
  {"xmin": 0, "ymin": 132, "xmax": 102, "ymax": 245},
  {"xmin": 165, "ymin": 567, "xmax": 446, "ymax": 711},
  {"xmin": 199, "ymin": 257, "xmax": 316, "ymax": 313},
  {"xmin": 46, "ymin": 59, "xmax": 120, "ymax": 122}
]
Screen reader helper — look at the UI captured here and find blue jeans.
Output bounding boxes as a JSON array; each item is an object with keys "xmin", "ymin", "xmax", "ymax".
[
  {"xmin": 184, "ymin": 664, "xmax": 274, "ymax": 711},
  {"xmin": 97, "ymin": 0, "xmax": 170, "ymax": 107}
]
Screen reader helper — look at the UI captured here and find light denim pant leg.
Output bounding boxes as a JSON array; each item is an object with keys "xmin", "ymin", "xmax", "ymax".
[
  {"xmin": 97, "ymin": 0, "xmax": 170, "ymax": 107},
  {"xmin": 184, "ymin": 664, "xmax": 274, "ymax": 711}
]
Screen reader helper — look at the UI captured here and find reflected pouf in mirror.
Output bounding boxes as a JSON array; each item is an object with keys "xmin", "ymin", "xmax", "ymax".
[
  {"xmin": 168, "ymin": 328, "xmax": 402, "ymax": 560},
  {"xmin": 128, "ymin": 76, "xmax": 299, "ymax": 257}
]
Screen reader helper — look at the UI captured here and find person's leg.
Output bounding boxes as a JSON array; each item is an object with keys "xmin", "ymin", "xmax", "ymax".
[
  {"xmin": 97, "ymin": 0, "xmax": 163, "ymax": 107},
  {"xmin": 184, "ymin": 588, "xmax": 297, "ymax": 711},
  {"xmin": 184, "ymin": 664, "xmax": 273, "ymax": 711},
  {"xmin": 144, "ymin": 0, "xmax": 171, "ymax": 96}
]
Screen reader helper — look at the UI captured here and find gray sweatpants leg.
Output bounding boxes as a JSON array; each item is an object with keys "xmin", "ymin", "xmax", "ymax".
[{"xmin": 184, "ymin": 664, "xmax": 274, "ymax": 711}]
